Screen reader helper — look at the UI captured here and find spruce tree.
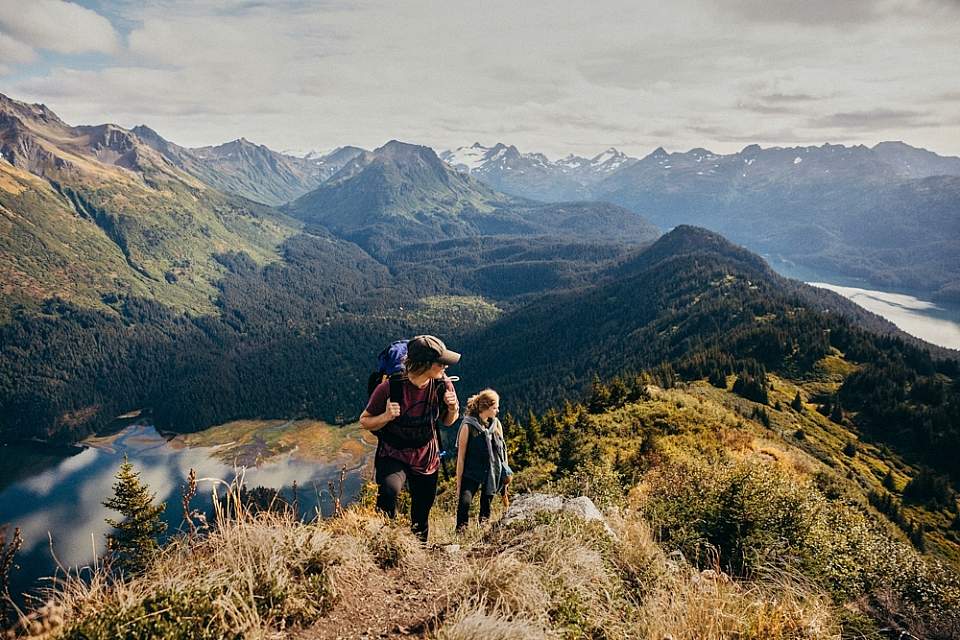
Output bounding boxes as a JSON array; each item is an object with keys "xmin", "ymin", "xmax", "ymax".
[
  {"xmin": 830, "ymin": 400, "xmax": 844, "ymax": 423},
  {"xmin": 103, "ymin": 456, "xmax": 166, "ymax": 573},
  {"xmin": 791, "ymin": 391, "xmax": 804, "ymax": 412}
]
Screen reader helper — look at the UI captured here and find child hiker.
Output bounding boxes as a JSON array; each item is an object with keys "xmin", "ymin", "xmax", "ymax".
[
  {"xmin": 455, "ymin": 388, "xmax": 513, "ymax": 532},
  {"xmin": 360, "ymin": 335, "xmax": 460, "ymax": 542}
]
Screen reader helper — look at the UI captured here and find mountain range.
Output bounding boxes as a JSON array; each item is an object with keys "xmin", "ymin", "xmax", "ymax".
[
  {"xmin": 288, "ymin": 140, "xmax": 658, "ymax": 257},
  {"xmin": 439, "ymin": 142, "xmax": 637, "ymax": 202},
  {"xmin": 132, "ymin": 125, "xmax": 365, "ymax": 206},
  {"xmin": 1, "ymin": 91, "xmax": 959, "ymax": 636},
  {"xmin": 0, "ymin": 93, "xmax": 300, "ymax": 316},
  {"xmin": 0, "ymin": 93, "xmax": 656, "ymax": 317},
  {"xmin": 440, "ymin": 140, "xmax": 960, "ymax": 300},
  {"xmin": 0, "ymin": 90, "xmax": 956, "ymax": 444}
]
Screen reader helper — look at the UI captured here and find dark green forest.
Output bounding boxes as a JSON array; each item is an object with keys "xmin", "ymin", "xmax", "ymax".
[{"xmin": 2, "ymin": 226, "xmax": 958, "ymax": 493}]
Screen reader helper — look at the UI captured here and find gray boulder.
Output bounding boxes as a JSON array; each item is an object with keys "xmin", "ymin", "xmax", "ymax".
[{"xmin": 501, "ymin": 492, "xmax": 615, "ymax": 537}]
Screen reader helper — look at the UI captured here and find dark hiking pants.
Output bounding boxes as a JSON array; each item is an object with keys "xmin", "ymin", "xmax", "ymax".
[
  {"xmin": 375, "ymin": 456, "xmax": 438, "ymax": 542},
  {"xmin": 456, "ymin": 477, "xmax": 492, "ymax": 531}
]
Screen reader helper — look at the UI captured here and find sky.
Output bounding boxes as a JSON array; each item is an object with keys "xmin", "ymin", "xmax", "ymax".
[{"xmin": 1, "ymin": 0, "xmax": 958, "ymax": 159}]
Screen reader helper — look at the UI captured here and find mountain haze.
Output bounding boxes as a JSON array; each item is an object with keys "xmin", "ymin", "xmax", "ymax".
[
  {"xmin": 440, "ymin": 142, "xmax": 638, "ymax": 202},
  {"xmin": 442, "ymin": 139, "xmax": 960, "ymax": 299},
  {"xmin": 289, "ymin": 140, "xmax": 659, "ymax": 255}
]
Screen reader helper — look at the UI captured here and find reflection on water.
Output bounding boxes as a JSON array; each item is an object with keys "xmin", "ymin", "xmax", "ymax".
[
  {"xmin": 0, "ymin": 421, "xmax": 374, "ymax": 601},
  {"xmin": 809, "ymin": 283, "xmax": 960, "ymax": 350}
]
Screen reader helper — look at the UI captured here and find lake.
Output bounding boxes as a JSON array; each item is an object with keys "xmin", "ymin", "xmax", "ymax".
[
  {"xmin": 769, "ymin": 258, "xmax": 960, "ymax": 350},
  {"xmin": 0, "ymin": 418, "xmax": 376, "ymax": 602}
]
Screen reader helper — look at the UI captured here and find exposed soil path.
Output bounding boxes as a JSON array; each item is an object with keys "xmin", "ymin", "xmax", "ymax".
[{"xmin": 292, "ymin": 557, "xmax": 451, "ymax": 640}]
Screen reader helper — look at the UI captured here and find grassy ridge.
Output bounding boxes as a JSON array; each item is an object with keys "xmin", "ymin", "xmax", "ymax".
[{"xmin": 12, "ymin": 378, "xmax": 960, "ymax": 639}]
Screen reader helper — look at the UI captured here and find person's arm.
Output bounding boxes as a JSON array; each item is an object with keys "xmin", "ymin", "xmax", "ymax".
[
  {"xmin": 443, "ymin": 389, "xmax": 460, "ymax": 427},
  {"xmin": 455, "ymin": 423, "xmax": 468, "ymax": 496},
  {"xmin": 360, "ymin": 382, "xmax": 398, "ymax": 431},
  {"xmin": 359, "ymin": 403, "xmax": 399, "ymax": 431}
]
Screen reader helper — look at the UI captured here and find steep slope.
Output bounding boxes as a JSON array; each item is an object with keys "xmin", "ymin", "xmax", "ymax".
[
  {"xmin": 444, "ymin": 140, "xmax": 960, "ymax": 298},
  {"xmin": 132, "ymin": 126, "xmax": 363, "ymax": 206},
  {"xmin": 0, "ymin": 93, "xmax": 300, "ymax": 315},
  {"xmin": 459, "ymin": 225, "xmax": 952, "ymax": 413},
  {"xmin": 0, "ymin": 157, "xmax": 159, "ymax": 317},
  {"xmin": 289, "ymin": 140, "xmax": 511, "ymax": 248},
  {"xmin": 14, "ymin": 372, "xmax": 960, "ymax": 639}
]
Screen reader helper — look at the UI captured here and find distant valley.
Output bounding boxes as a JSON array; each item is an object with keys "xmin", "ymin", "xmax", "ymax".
[{"xmin": 0, "ymin": 91, "xmax": 957, "ymax": 507}]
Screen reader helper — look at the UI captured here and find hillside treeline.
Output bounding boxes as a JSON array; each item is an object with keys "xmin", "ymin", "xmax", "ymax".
[{"xmin": 2, "ymin": 228, "xmax": 958, "ymax": 492}]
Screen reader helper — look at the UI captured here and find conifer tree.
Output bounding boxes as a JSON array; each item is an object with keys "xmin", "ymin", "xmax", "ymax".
[
  {"xmin": 587, "ymin": 375, "xmax": 610, "ymax": 413},
  {"xmin": 791, "ymin": 391, "xmax": 804, "ymax": 412},
  {"xmin": 103, "ymin": 456, "xmax": 166, "ymax": 573},
  {"xmin": 830, "ymin": 400, "xmax": 844, "ymax": 423}
]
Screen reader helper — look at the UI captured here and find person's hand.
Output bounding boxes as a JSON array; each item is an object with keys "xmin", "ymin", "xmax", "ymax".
[
  {"xmin": 504, "ymin": 474, "xmax": 513, "ymax": 487},
  {"xmin": 384, "ymin": 401, "xmax": 400, "ymax": 420},
  {"xmin": 443, "ymin": 389, "xmax": 458, "ymax": 409}
]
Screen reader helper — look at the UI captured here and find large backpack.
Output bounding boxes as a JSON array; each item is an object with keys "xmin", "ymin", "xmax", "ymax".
[{"xmin": 367, "ymin": 339, "xmax": 408, "ymax": 399}]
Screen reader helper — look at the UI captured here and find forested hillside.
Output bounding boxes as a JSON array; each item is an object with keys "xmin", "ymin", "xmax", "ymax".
[{"xmin": 18, "ymin": 366, "xmax": 960, "ymax": 639}]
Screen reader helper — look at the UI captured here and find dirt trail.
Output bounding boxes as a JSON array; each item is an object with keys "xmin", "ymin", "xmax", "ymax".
[{"xmin": 292, "ymin": 559, "xmax": 450, "ymax": 639}]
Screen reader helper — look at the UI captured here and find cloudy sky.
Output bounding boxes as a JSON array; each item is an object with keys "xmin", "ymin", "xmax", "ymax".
[{"xmin": 1, "ymin": 0, "xmax": 958, "ymax": 158}]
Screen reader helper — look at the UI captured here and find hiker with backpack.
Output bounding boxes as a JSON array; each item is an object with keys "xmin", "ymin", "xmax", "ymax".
[
  {"xmin": 455, "ymin": 388, "xmax": 513, "ymax": 532},
  {"xmin": 360, "ymin": 335, "xmax": 460, "ymax": 542}
]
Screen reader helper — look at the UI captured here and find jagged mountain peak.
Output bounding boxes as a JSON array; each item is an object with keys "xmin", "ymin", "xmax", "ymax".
[
  {"xmin": 592, "ymin": 147, "xmax": 623, "ymax": 160},
  {"xmin": 645, "ymin": 146, "xmax": 670, "ymax": 160},
  {"xmin": 131, "ymin": 124, "xmax": 165, "ymax": 143},
  {"xmin": 0, "ymin": 93, "xmax": 66, "ymax": 127}
]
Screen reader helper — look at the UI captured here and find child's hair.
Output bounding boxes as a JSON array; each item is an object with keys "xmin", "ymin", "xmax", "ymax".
[{"xmin": 466, "ymin": 388, "xmax": 499, "ymax": 417}]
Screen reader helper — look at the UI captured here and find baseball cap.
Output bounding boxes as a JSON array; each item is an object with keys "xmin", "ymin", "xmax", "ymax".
[{"xmin": 406, "ymin": 335, "xmax": 461, "ymax": 366}]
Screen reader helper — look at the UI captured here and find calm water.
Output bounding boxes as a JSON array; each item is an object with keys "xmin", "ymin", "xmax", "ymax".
[
  {"xmin": 0, "ymin": 422, "xmax": 374, "ymax": 601},
  {"xmin": 808, "ymin": 283, "xmax": 960, "ymax": 350},
  {"xmin": 769, "ymin": 258, "xmax": 960, "ymax": 350}
]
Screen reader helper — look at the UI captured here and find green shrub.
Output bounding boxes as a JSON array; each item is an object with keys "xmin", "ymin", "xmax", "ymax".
[
  {"xmin": 548, "ymin": 460, "xmax": 626, "ymax": 508},
  {"xmin": 62, "ymin": 589, "xmax": 230, "ymax": 640},
  {"xmin": 638, "ymin": 459, "xmax": 960, "ymax": 637}
]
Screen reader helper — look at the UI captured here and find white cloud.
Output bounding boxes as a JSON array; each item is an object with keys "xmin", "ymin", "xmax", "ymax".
[
  {"xmin": 0, "ymin": 0, "xmax": 120, "ymax": 55},
  {"xmin": 3, "ymin": 0, "xmax": 959, "ymax": 157},
  {"xmin": 0, "ymin": 32, "xmax": 37, "ymax": 66}
]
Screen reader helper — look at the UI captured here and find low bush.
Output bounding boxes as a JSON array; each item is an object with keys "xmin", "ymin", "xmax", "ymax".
[
  {"xmin": 637, "ymin": 458, "xmax": 960, "ymax": 638},
  {"xmin": 61, "ymin": 589, "xmax": 228, "ymax": 640}
]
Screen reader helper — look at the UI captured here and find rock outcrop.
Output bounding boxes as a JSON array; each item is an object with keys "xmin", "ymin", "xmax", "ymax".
[{"xmin": 501, "ymin": 492, "xmax": 615, "ymax": 537}]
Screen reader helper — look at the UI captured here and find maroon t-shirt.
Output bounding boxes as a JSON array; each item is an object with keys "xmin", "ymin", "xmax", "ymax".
[{"xmin": 365, "ymin": 377, "xmax": 454, "ymax": 475}]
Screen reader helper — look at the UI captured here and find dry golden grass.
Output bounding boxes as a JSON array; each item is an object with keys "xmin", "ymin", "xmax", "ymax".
[
  {"xmin": 435, "ymin": 607, "xmax": 553, "ymax": 640},
  {"xmin": 13, "ymin": 485, "xmax": 847, "ymax": 640},
  {"xmin": 637, "ymin": 570, "xmax": 841, "ymax": 640}
]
